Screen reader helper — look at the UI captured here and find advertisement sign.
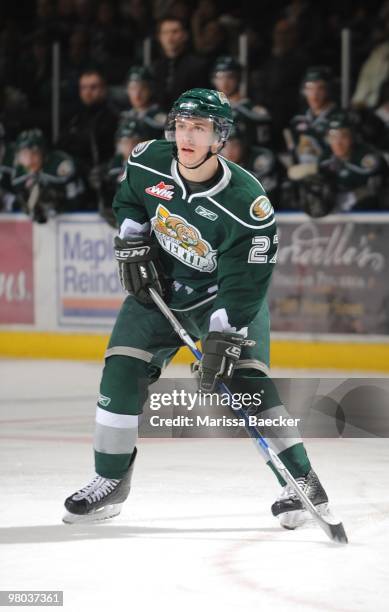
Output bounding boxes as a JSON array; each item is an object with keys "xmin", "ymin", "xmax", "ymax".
[
  {"xmin": 269, "ymin": 219, "xmax": 389, "ymax": 334},
  {"xmin": 57, "ymin": 217, "xmax": 123, "ymax": 327},
  {"xmin": 0, "ymin": 219, "xmax": 34, "ymax": 324}
]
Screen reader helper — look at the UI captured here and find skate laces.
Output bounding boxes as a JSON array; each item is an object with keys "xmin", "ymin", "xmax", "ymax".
[
  {"xmin": 278, "ymin": 475, "xmax": 307, "ymax": 501},
  {"xmin": 73, "ymin": 475, "xmax": 120, "ymax": 503}
]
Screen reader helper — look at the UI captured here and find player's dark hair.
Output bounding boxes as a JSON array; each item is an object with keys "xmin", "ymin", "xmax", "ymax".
[
  {"xmin": 79, "ymin": 67, "xmax": 107, "ymax": 84},
  {"xmin": 156, "ymin": 15, "xmax": 188, "ymax": 33}
]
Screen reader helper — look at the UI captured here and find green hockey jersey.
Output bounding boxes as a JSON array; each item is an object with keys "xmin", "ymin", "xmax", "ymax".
[
  {"xmin": 113, "ymin": 139, "xmax": 278, "ymax": 331},
  {"xmin": 319, "ymin": 143, "xmax": 388, "ymax": 211},
  {"xmin": 290, "ymin": 105, "xmax": 339, "ymax": 164},
  {"xmin": 120, "ymin": 105, "xmax": 167, "ymax": 140},
  {"xmin": 231, "ymin": 99, "xmax": 272, "ymax": 147}
]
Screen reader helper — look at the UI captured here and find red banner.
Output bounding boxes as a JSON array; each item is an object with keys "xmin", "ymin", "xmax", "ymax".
[{"xmin": 0, "ymin": 219, "xmax": 34, "ymax": 323}]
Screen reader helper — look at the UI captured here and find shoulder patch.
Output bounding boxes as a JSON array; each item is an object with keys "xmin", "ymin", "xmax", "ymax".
[
  {"xmin": 154, "ymin": 112, "xmax": 167, "ymax": 124},
  {"xmin": 361, "ymin": 154, "xmax": 378, "ymax": 170},
  {"xmin": 249, "ymin": 195, "xmax": 274, "ymax": 221},
  {"xmin": 131, "ymin": 140, "xmax": 155, "ymax": 158},
  {"xmin": 252, "ymin": 105, "xmax": 270, "ymax": 118},
  {"xmin": 253, "ymin": 151, "xmax": 273, "ymax": 175},
  {"xmin": 57, "ymin": 159, "xmax": 74, "ymax": 177}
]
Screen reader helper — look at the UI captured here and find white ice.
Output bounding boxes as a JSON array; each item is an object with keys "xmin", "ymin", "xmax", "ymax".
[{"xmin": 1, "ymin": 359, "xmax": 388, "ymax": 612}]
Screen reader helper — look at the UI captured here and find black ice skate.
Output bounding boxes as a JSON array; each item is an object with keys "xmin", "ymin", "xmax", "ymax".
[
  {"xmin": 271, "ymin": 469, "xmax": 329, "ymax": 530},
  {"xmin": 63, "ymin": 448, "xmax": 137, "ymax": 524}
]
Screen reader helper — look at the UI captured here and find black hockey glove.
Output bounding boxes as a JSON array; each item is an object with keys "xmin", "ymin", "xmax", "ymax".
[
  {"xmin": 199, "ymin": 332, "xmax": 246, "ymax": 393},
  {"xmin": 114, "ymin": 235, "xmax": 167, "ymax": 304}
]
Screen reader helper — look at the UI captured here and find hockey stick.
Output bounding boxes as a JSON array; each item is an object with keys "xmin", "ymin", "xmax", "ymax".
[{"xmin": 149, "ymin": 287, "xmax": 348, "ymax": 544}]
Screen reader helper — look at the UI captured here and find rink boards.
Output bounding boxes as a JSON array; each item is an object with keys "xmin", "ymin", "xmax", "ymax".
[{"xmin": 1, "ymin": 212, "xmax": 389, "ymax": 371}]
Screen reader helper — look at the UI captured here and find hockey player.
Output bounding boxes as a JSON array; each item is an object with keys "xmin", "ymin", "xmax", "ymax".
[
  {"xmin": 0, "ymin": 123, "xmax": 16, "ymax": 212},
  {"xmin": 222, "ymin": 124, "xmax": 285, "ymax": 206},
  {"xmin": 120, "ymin": 66, "xmax": 167, "ymax": 140},
  {"xmin": 107, "ymin": 118, "xmax": 151, "ymax": 188},
  {"xmin": 287, "ymin": 66, "xmax": 339, "ymax": 179},
  {"xmin": 211, "ymin": 56, "xmax": 272, "ymax": 148},
  {"xmin": 63, "ymin": 88, "xmax": 329, "ymax": 529},
  {"xmin": 318, "ymin": 112, "xmax": 388, "ymax": 213},
  {"xmin": 101, "ymin": 119, "xmax": 151, "ymax": 227},
  {"xmin": 12, "ymin": 129, "xmax": 84, "ymax": 223}
]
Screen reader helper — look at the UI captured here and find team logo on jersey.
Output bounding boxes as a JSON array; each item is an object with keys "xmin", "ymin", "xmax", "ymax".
[
  {"xmin": 249, "ymin": 195, "xmax": 274, "ymax": 221},
  {"xmin": 152, "ymin": 204, "xmax": 217, "ymax": 273},
  {"xmin": 145, "ymin": 181, "xmax": 175, "ymax": 200},
  {"xmin": 119, "ymin": 166, "xmax": 127, "ymax": 182},
  {"xmin": 195, "ymin": 205, "xmax": 218, "ymax": 221}
]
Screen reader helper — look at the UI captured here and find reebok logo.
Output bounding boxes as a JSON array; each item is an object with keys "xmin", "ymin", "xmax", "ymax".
[
  {"xmin": 98, "ymin": 394, "xmax": 111, "ymax": 407},
  {"xmin": 195, "ymin": 206, "xmax": 218, "ymax": 221},
  {"xmin": 145, "ymin": 181, "xmax": 174, "ymax": 201}
]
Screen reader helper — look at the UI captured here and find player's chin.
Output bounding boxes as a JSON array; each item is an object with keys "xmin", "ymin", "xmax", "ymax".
[{"xmin": 178, "ymin": 149, "xmax": 200, "ymax": 166}]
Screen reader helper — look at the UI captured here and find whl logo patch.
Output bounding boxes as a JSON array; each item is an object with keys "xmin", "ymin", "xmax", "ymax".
[
  {"xmin": 195, "ymin": 205, "xmax": 218, "ymax": 221},
  {"xmin": 98, "ymin": 394, "xmax": 111, "ymax": 407},
  {"xmin": 145, "ymin": 181, "xmax": 174, "ymax": 201}
]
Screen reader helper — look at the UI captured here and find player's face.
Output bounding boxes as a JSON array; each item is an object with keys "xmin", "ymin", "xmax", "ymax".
[
  {"xmin": 304, "ymin": 81, "xmax": 329, "ymax": 111},
  {"xmin": 213, "ymin": 72, "xmax": 239, "ymax": 97},
  {"xmin": 17, "ymin": 147, "xmax": 43, "ymax": 172},
  {"xmin": 328, "ymin": 128, "xmax": 353, "ymax": 158},
  {"xmin": 222, "ymin": 138, "xmax": 244, "ymax": 164},
  {"xmin": 127, "ymin": 81, "xmax": 151, "ymax": 108},
  {"xmin": 175, "ymin": 116, "xmax": 218, "ymax": 166}
]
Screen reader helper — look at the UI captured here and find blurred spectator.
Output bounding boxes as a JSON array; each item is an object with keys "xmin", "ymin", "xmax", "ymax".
[
  {"xmin": 118, "ymin": 0, "xmax": 152, "ymax": 64},
  {"xmin": 211, "ymin": 55, "xmax": 272, "ymax": 147},
  {"xmin": 222, "ymin": 124, "xmax": 285, "ymax": 206},
  {"xmin": 253, "ymin": 18, "xmax": 307, "ymax": 148},
  {"xmin": 11, "ymin": 128, "xmax": 84, "ymax": 223},
  {"xmin": 375, "ymin": 78, "xmax": 389, "ymax": 160},
  {"xmin": 120, "ymin": 66, "xmax": 166, "ymax": 139},
  {"xmin": 282, "ymin": 0, "xmax": 324, "ymax": 58},
  {"xmin": 191, "ymin": 0, "xmax": 229, "ymax": 64},
  {"xmin": 0, "ymin": 122, "xmax": 17, "ymax": 212},
  {"xmin": 58, "ymin": 68, "xmax": 118, "ymax": 208},
  {"xmin": 61, "ymin": 27, "xmax": 93, "ymax": 119},
  {"xmin": 0, "ymin": 80, "xmax": 28, "ymax": 140},
  {"xmin": 88, "ymin": 1, "xmax": 133, "ymax": 83},
  {"xmin": 152, "ymin": 16, "xmax": 209, "ymax": 111},
  {"xmin": 352, "ymin": 37, "xmax": 389, "ymax": 108},
  {"xmin": 54, "ymin": 0, "xmax": 76, "ymax": 43},
  {"xmin": 19, "ymin": 32, "xmax": 52, "ymax": 118},
  {"xmin": 0, "ymin": 18, "xmax": 23, "ymax": 87},
  {"xmin": 297, "ymin": 112, "xmax": 389, "ymax": 217},
  {"xmin": 286, "ymin": 66, "xmax": 340, "ymax": 180},
  {"xmin": 33, "ymin": 0, "xmax": 57, "ymax": 38},
  {"xmin": 102, "ymin": 118, "xmax": 150, "ymax": 226},
  {"xmin": 73, "ymin": 0, "xmax": 94, "ymax": 27},
  {"xmin": 168, "ymin": 0, "xmax": 193, "ymax": 24}
]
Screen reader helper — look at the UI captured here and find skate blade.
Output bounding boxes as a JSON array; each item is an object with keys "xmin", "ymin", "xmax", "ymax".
[
  {"xmin": 62, "ymin": 503, "xmax": 123, "ymax": 524},
  {"xmin": 280, "ymin": 502, "xmax": 328, "ymax": 530}
]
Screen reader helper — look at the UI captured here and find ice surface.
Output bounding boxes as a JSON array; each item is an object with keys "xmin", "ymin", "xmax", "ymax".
[{"xmin": 1, "ymin": 359, "xmax": 388, "ymax": 612}]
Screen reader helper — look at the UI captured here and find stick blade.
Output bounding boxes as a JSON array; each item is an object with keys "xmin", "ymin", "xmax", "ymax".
[{"xmin": 320, "ymin": 514, "xmax": 348, "ymax": 544}]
